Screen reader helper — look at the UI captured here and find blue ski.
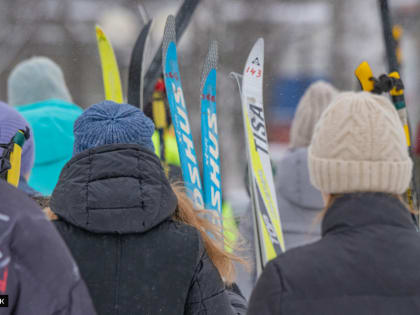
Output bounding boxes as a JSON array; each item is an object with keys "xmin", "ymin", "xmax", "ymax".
[
  {"xmin": 162, "ymin": 15, "xmax": 204, "ymax": 209},
  {"xmin": 200, "ymin": 41, "xmax": 222, "ymax": 226}
]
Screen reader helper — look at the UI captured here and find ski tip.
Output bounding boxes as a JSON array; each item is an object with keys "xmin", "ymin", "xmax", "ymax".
[
  {"xmin": 209, "ymin": 40, "xmax": 218, "ymax": 65},
  {"xmin": 200, "ymin": 40, "xmax": 218, "ymax": 93},
  {"xmin": 244, "ymin": 38, "xmax": 264, "ymax": 73},
  {"xmin": 164, "ymin": 15, "xmax": 176, "ymax": 41},
  {"xmin": 95, "ymin": 25, "xmax": 105, "ymax": 38},
  {"xmin": 162, "ymin": 15, "xmax": 177, "ymax": 66},
  {"xmin": 254, "ymin": 37, "xmax": 264, "ymax": 49}
]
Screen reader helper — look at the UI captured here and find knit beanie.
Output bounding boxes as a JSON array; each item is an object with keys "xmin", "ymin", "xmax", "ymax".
[
  {"xmin": 73, "ymin": 101, "xmax": 155, "ymax": 154},
  {"xmin": 289, "ymin": 81, "xmax": 338, "ymax": 149},
  {"xmin": 308, "ymin": 91, "xmax": 412, "ymax": 194},
  {"xmin": 8, "ymin": 56, "xmax": 73, "ymax": 107},
  {"xmin": 0, "ymin": 102, "xmax": 35, "ymax": 175}
]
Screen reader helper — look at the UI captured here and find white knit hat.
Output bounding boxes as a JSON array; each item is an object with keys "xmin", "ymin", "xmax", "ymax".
[
  {"xmin": 308, "ymin": 91, "xmax": 412, "ymax": 194},
  {"xmin": 289, "ymin": 81, "xmax": 338, "ymax": 149}
]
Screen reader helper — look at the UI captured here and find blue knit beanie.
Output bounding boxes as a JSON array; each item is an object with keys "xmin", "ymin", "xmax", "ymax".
[{"xmin": 73, "ymin": 101, "xmax": 155, "ymax": 154}]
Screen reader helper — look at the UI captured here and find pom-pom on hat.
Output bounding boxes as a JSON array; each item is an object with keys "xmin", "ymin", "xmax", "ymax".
[
  {"xmin": 73, "ymin": 101, "xmax": 155, "ymax": 154},
  {"xmin": 308, "ymin": 91, "xmax": 412, "ymax": 195},
  {"xmin": 289, "ymin": 81, "xmax": 338, "ymax": 149}
]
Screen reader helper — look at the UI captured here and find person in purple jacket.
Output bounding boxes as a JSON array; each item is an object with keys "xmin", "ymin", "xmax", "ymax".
[{"xmin": 0, "ymin": 179, "xmax": 96, "ymax": 314}]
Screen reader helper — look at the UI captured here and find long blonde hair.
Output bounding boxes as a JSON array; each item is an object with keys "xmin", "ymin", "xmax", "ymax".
[{"xmin": 171, "ymin": 184, "xmax": 246, "ymax": 284}]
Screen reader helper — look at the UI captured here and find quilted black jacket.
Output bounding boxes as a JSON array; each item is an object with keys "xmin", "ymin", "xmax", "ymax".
[
  {"xmin": 248, "ymin": 193, "xmax": 420, "ymax": 315},
  {"xmin": 51, "ymin": 144, "xmax": 241, "ymax": 315}
]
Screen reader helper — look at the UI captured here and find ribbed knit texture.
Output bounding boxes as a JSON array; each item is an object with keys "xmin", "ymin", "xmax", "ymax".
[
  {"xmin": 8, "ymin": 56, "xmax": 73, "ymax": 107},
  {"xmin": 0, "ymin": 102, "xmax": 34, "ymax": 175},
  {"xmin": 308, "ymin": 91, "xmax": 412, "ymax": 194},
  {"xmin": 73, "ymin": 101, "xmax": 155, "ymax": 154},
  {"xmin": 290, "ymin": 81, "xmax": 338, "ymax": 149}
]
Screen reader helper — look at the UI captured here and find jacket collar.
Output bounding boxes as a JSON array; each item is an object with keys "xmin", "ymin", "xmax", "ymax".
[{"xmin": 322, "ymin": 193, "xmax": 416, "ymax": 236}]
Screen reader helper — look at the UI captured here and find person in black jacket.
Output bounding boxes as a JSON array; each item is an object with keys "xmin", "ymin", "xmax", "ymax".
[
  {"xmin": 248, "ymin": 92, "xmax": 420, "ymax": 315},
  {"xmin": 0, "ymin": 179, "xmax": 96, "ymax": 315},
  {"xmin": 49, "ymin": 100, "xmax": 246, "ymax": 315}
]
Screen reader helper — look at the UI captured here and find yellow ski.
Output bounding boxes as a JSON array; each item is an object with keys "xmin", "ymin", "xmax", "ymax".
[{"xmin": 95, "ymin": 25, "xmax": 123, "ymax": 103}]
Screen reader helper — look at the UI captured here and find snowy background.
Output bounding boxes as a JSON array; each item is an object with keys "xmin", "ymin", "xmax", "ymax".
[{"xmin": 1, "ymin": 0, "xmax": 420, "ymax": 205}]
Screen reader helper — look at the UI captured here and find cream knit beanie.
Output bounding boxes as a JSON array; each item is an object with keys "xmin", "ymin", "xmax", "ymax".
[
  {"xmin": 289, "ymin": 81, "xmax": 338, "ymax": 149},
  {"xmin": 308, "ymin": 91, "xmax": 412, "ymax": 194}
]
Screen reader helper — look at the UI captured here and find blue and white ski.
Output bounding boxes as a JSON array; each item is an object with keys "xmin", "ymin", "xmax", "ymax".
[
  {"xmin": 200, "ymin": 41, "xmax": 222, "ymax": 226},
  {"xmin": 162, "ymin": 15, "xmax": 204, "ymax": 209}
]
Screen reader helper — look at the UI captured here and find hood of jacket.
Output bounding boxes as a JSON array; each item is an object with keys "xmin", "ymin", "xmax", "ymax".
[
  {"xmin": 276, "ymin": 147, "xmax": 323, "ymax": 210},
  {"xmin": 16, "ymin": 99, "xmax": 82, "ymax": 165},
  {"xmin": 322, "ymin": 193, "xmax": 415, "ymax": 236},
  {"xmin": 50, "ymin": 144, "xmax": 178, "ymax": 234}
]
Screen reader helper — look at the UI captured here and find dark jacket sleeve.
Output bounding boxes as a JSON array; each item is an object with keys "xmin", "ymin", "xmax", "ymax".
[
  {"xmin": 0, "ymin": 180, "xmax": 97, "ymax": 315},
  {"xmin": 185, "ymin": 250, "xmax": 234, "ymax": 315},
  {"xmin": 226, "ymin": 283, "xmax": 247, "ymax": 315},
  {"xmin": 67, "ymin": 280, "xmax": 98, "ymax": 315},
  {"xmin": 248, "ymin": 260, "xmax": 283, "ymax": 315}
]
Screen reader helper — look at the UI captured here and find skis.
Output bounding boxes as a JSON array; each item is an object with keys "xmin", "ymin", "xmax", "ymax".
[
  {"xmin": 128, "ymin": 20, "xmax": 153, "ymax": 108},
  {"xmin": 233, "ymin": 39, "xmax": 285, "ymax": 274},
  {"xmin": 95, "ymin": 25, "xmax": 123, "ymax": 103},
  {"xmin": 161, "ymin": 16, "xmax": 223, "ymax": 232},
  {"xmin": 200, "ymin": 41, "xmax": 222, "ymax": 224},
  {"xmin": 162, "ymin": 15, "xmax": 204, "ymax": 209},
  {"xmin": 143, "ymin": 0, "xmax": 200, "ymax": 107}
]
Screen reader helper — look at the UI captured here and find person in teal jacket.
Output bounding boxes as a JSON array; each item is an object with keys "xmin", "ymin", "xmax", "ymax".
[{"xmin": 8, "ymin": 56, "xmax": 82, "ymax": 195}]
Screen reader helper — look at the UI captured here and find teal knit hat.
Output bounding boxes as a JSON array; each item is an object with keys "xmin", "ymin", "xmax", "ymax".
[
  {"xmin": 73, "ymin": 101, "xmax": 155, "ymax": 154},
  {"xmin": 8, "ymin": 56, "xmax": 73, "ymax": 107}
]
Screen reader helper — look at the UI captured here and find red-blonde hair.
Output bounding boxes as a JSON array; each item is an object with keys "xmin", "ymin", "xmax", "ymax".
[{"xmin": 171, "ymin": 184, "xmax": 246, "ymax": 284}]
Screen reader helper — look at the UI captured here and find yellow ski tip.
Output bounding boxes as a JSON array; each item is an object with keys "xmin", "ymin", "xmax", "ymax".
[
  {"xmin": 355, "ymin": 61, "xmax": 374, "ymax": 92},
  {"xmin": 95, "ymin": 24, "xmax": 124, "ymax": 103},
  {"xmin": 95, "ymin": 25, "xmax": 106, "ymax": 39}
]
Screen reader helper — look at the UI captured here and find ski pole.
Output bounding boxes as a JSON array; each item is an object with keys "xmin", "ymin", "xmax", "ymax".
[
  {"xmin": 355, "ymin": 62, "xmax": 419, "ymax": 225},
  {"xmin": 377, "ymin": 0, "xmax": 420, "ymax": 224},
  {"xmin": 378, "ymin": 0, "xmax": 399, "ymax": 72}
]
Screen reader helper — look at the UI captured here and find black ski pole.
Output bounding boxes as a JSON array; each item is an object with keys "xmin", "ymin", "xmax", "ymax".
[
  {"xmin": 378, "ymin": 0, "xmax": 399, "ymax": 72},
  {"xmin": 378, "ymin": 0, "xmax": 420, "ymax": 225}
]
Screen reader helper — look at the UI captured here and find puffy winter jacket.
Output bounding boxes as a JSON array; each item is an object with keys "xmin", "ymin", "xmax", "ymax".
[
  {"xmin": 248, "ymin": 193, "xmax": 420, "ymax": 315},
  {"xmin": 0, "ymin": 180, "xmax": 96, "ymax": 315},
  {"xmin": 50, "ymin": 144, "xmax": 238, "ymax": 315},
  {"xmin": 275, "ymin": 148, "xmax": 323, "ymax": 249}
]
